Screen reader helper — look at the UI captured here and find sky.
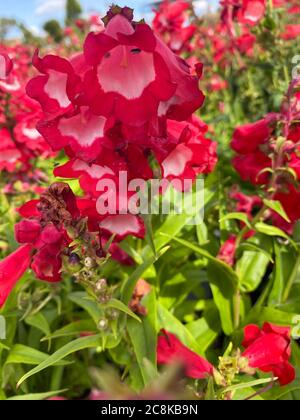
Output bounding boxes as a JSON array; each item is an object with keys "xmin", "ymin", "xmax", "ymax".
[{"xmin": 0, "ymin": 0, "xmax": 220, "ymax": 37}]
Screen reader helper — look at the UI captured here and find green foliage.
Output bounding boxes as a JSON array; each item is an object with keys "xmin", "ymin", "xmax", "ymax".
[
  {"xmin": 66, "ymin": 0, "xmax": 82, "ymax": 25},
  {"xmin": 43, "ymin": 20, "xmax": 63, "ymax": 43}
]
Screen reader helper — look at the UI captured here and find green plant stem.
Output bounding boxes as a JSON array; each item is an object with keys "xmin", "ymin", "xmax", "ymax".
[
  {"xmin": 235, "ymin": 206, "xmax": 267, "ymax": 249},
  {"xmin": 233, "ymin": 289, "xmax": 241, "ymax": 329},
  {"xmin": 282, "ymin": 252, "xmax": 300, "ymax": 303}
]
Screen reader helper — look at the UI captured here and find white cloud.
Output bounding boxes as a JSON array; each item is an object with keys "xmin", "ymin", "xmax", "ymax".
[
  {"xmin": 193, "ymin": 0, "xmax": 219, "ymax": 15},
  {"xmin": 28, "ymin": 24, "xmax": 45, "ymax": 36},
  {"xmin": 35, "ymin": 0, "xmax": 66, "ymax": 16}
]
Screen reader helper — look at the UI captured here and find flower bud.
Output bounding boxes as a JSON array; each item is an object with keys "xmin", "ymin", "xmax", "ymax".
[
  {"xmin": 107, "ymin": 309, "xmax": 119, "ymax": 320},
  {"xmin": 84, "ymin": 257, "xmax": 96, "ymax": 269},
  {"xmin": 95, "ymin": 278, "xmax": 107, "ymax": 293},
  {"xmin": 98, "ymin": 318, "xmax": 109, "ymax": 331},
  {"xmin": 69, "ymin": 253, "xmax": 81, "ymax": 265}
]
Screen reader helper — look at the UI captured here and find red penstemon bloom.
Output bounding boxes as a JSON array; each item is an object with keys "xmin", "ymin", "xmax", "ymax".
[
  {"xmin": 238, "ymin": 0, "xmax": 266, "ymax": 26},
  {"xmin": 242, "ymin": 323, "xmax": 295, "ymax": 386},
  {"xmin": 231, "ymin": 83, "xmax": 300, "ymax": 233},
  {"xmin": 157, "ymin": 330, "xmax": 214, "ymax": 379},
  {"xmin": 0, "ymin": 244, "xmax": 32, "ymax": 307},
  {"xmin": 0, "ymin": 52, "xmax": 13, "ymax": 79},
  {"xmin": 217, "ymin": 235, "xmax": 237, "ymax": 266},
  {"xmin": 22, "ymin": 5, "xmax": 213, "ymax": 251}
]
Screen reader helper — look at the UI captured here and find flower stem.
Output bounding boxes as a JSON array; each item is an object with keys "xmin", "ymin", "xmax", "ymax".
[
  {"xmin": 233, "ymin": 289, "xmax": 241, "ymax": 329},
  {"xmin": 282, "ymin": 252, "xmax": 300, "ymax": 303}
]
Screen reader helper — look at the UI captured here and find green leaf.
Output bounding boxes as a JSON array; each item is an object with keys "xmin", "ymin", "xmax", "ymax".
[
  {"xmin": 5, "ymin": 344, "xmax": 70, "ymax": 366},
  {"xmin": 147, "ymin": 186, "xmax": 216, "ymax": 255},
  {"xmin": 237, "ymin": 250, "xmax": 270, "ymax": 293},
  {"xmin": 220, "ymin": 212, "xmax": 252, "ymax": 229},
  {"xmin": 209, "ymin": 279, "xmax": 234, "ymax": 336},
  {"xmin": 255, "ymin": 223, "xmax": 297, "ymax": 248},
  {"xmin": 122, "ymin": 246, "xmax": 169, "ymax": 304},
  {"xmin": 237, "ymin": 243, "xmax": 273, "ymax": 263},
  {"xmin": 186, "ymin": 306, "xmax": 221, "ymax": 352},
  {"xmin": 41, "ymin": 320, "xmax": 97, "ymax": 342},
  {"xmin": 263, "ymin": 199, "xmax": 291, "ymax": 223},
  {"xmin": 263, "ymin": 380, "xmax": 300, "ymax": 400},
  {"xmin": 268, "ymin": 243, "xmax": 294, "ymax": 306},
  {"xmin": 157, "ymin": 302, "xmax": 204, "ymax": 355},
  {"xmin": 17, "ymin": 335, "xmax": 101, "ymax": 387},
  {"xmin": 68, "ymin": 292, "xmax": 102, "ymax": 323},
  {"xmin": 160, "ymin": 234, "xmax": 239, "ymax": 287},
  {"xmin": 7, "ymin": 389, "xmax": 68, "ymax": 401},
  {"xmin": 105, "ymin": 299, "xmax": 141, "ymax": 323},
  {"xmin": 205, "ymin": 377, "xmax": 216, "ymax": 400},
  {"xmin": 127, "ymin": 290, "xmax": 158, "ymax": 386},
  {"xmin": 25, "ymin": 312, "xmax": 51, "ymax": 337},
  {"xmin": 222, "ymin": 378, "xmax": 275, "ymax": 394},
  {"xmin": 256, "ymin": 307, "xmax": 298, "ymax": 326}
]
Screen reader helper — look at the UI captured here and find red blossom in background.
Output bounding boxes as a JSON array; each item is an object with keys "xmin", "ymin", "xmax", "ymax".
[
  {"xmin": 0, "ymin": 52, "xmax": 13, "ymax": 79},
  {"xmin": 231, "ymin": 82, "xmax": 300, "ymax": 234},
  {"xmin": 217, "ymin": 235, "xmax": 237, "ymax": 266},
  {"xmin": 238, "ymin": 0, "xmax": 266, "ymax": 27},
  {"xmin": 152, "ymin": 0, "xmax": 196, "ymax": 54}
]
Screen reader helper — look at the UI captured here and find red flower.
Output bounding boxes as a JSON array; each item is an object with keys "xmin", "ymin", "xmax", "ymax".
[
  {"xmin": 37, "ymin": 107, "xmax": 113, "ymax": 161},
  {"xmin": 281, "ymin": 25, "xmax": 300, "ymax": 41},
  {"xmin": 242, "ymin": 323, "xmax": 295, "ymax": 386},
  {"xmin": 0, "ymin": 53, "xmax": 13, "ymax": 80},
  {"xmin": 0, "ymin": 128, "xmax": 23, "ymax": 172},
  {"xmin": 158, "ymin": 118, "xmax": 217, "ymax": 185},
  {"xmin": 217, "ymin": 235, "xmax": 237, "ymax": 266},
  {"xmin": 83, "ymin": 10, "xmax": 204, "ymax": 125},
  {"xmin": 14, "ymin": 183, "xmax": 80, "ymax": 283},
  {"xmin": 152, "ymin": 1, "xmax": 195, "ymax": 53},
  {"xmin": 0, "ymin": 244, "xmax": 32, "ymax": 308},
  {"xmin": 235, "ymin": 33, "xmax": 256, "ymax": 54},
  {"xmin": 231, "ymin": 191, "xmax": 262, "ymax": 218},
  {"xmin": 231, "ymin": 118, "xmax": 270, "ymax": 155},
  {"xmin": 157, "ymin": 330, "xmax": 214, "ymax": 379},
  {"xmin": 272, "ymin": 185, "xmax": 300, "ymax": 234},
  {"xmin": 83, "ymin": 14, "xmax": 176, "ymax": 126},
  {"xmin": 238, "ymin": 0, "xmax": 266, "ymax": 26},
  {"xmin": 233, "ymin": 151, "xmax": 271, "ymax": 184},
  {"xmin": 26, "ymin": 51, "xmax": 80, "ymax": 118}
]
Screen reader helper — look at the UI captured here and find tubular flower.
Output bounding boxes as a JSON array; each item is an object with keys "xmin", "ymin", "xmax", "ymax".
[
  {"xmin": 157, "ymin": 330, "xmax": 214, "ymax": 379},
  {"xmin": 0, "ymin": 245, "xmax": 32, "ymax": 308},
  {"xmin": 242, "ymin": 323, "xmax": 295, "ymax": 386}
]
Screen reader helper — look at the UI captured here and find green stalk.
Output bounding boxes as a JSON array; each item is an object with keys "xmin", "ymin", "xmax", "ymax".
[{"xmin": 282, "ymin": 252, "xmax": 300, "ymax": 303}]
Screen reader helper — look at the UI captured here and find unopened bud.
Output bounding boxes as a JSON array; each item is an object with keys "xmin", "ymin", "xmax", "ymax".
[
  {"xmin": 84, "ymin": 257, "xmax": 96, "ymax": 269},
  {"xmin": 98, "ymin": 295, "xmax": 111, "ymax": 304},
  {"xmin": 96, "ymin": 249, "xmax": 107, "ymax": 258},
  {"xmin": 98, "ymin": 318, "xmax": 109, "ymax": 331},
  {"xmin": 82, "ymin": 271, "xmax": 92, "ymax": 280},
  {"xmin": 107, "ymin": 309, "xmax": 119, "ymax": 320},
  {"xmin": 69, "ymin": 253, "xmax": 80, "ymax": 265},
  {"xmin": 95, "ymin": 279, "xmax": 107, "ymax": 293}
]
